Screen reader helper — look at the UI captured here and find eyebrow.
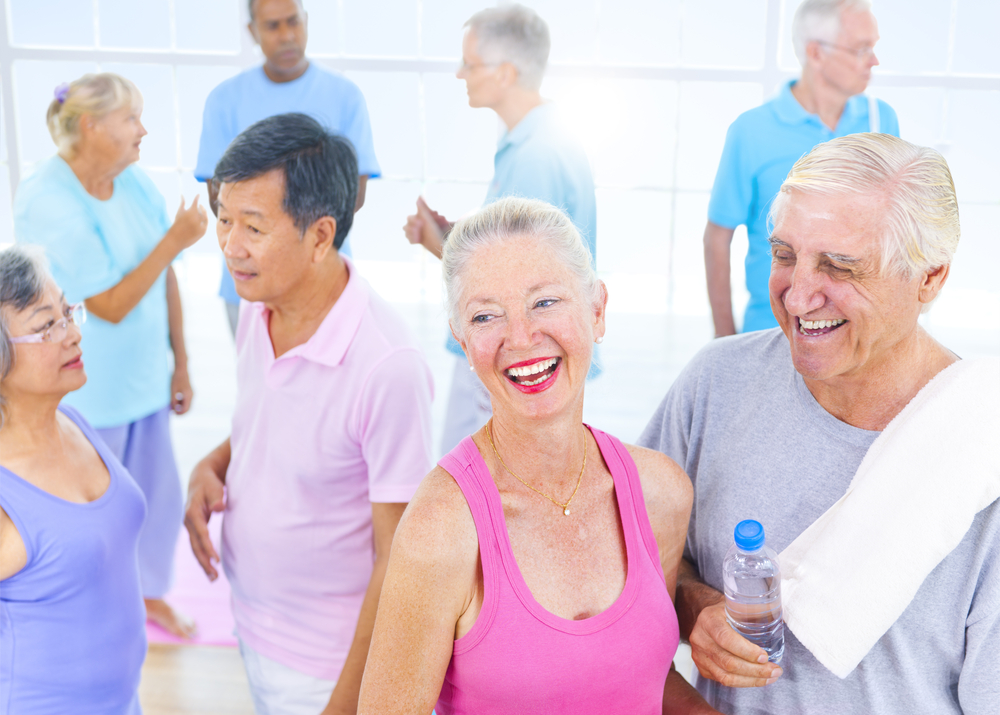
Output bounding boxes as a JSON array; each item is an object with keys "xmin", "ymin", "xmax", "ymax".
[
  {"xmin": 216, "ymin": 200, "xmax": 264, "ymax": 219},
  {"xmin": 28, "ymin": 292, "xmax": 67, "ymax": 318},
  {"xmin": 768, "ymin": 236, "xmax": 862, "ymax": 265}
]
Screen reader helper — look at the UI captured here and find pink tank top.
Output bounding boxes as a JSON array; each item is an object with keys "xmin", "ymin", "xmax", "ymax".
[{"xmin": 435, "ymin": 427, "xmax": 680, "ymax": 715}]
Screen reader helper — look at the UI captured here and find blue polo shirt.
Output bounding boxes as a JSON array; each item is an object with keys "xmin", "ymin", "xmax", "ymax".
[
  {"xmin": 709, "ymin": 80, "xmax": 898, "ymax": 332},
  {"xmin": 14, "ymin": 157, "xmax": 172, "ymax": 428},
  {"xmin": 447, "ymin": 103, "xmax": 598, "ymax": 360},
  {"xmin": 195, "ymin": 62, "xmax": 380, "ymax": 304}
]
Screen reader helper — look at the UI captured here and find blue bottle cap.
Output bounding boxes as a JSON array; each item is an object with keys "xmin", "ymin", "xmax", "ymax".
[{"xmin": 734, "ymin": 519, "xmax": 765, "ymax": 551}]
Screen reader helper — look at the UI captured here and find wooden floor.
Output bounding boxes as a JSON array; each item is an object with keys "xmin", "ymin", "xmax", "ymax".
[{"xmin": 139, "ymin": 644, "xmax": 255, "ymax": 715}]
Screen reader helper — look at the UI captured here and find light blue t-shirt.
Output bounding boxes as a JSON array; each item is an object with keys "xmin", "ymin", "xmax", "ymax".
[
  {"xmin": 195, "ymin": 62, "xmax": 380, "ymax": 304},
  {"xmin": 14, "ymin": 157, "xmax": 172, "ymax": 429},
  {"xmin": 447, "ymin": 103, "xmax": 598, "ymax": 361},
  {"xmin": 708, "ymin": 81, "xmax": 899, "ymax": 332}
]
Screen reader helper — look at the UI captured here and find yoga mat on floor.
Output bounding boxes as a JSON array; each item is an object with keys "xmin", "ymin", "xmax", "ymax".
[{"xmin": 147, "ymin": 516, "xmax": 238, "ymax": 646}]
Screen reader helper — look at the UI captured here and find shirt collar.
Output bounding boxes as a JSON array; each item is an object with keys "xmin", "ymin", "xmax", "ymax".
[
  {"xmin": 251, "ymin": 256, "xmax": 369, "ymax": 369},
  {"xmin": 498, "ymin": 102, "xmax": 553, "ymax": 150},
  {"xmin": 773, "ymin": 79, "xmax": 867, "ymax": 131}
]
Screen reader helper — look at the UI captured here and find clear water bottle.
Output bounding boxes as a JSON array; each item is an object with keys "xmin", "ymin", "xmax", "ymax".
[{"xmin": 722, "ymin": 519, "xmax": 784, "ymax": 664}]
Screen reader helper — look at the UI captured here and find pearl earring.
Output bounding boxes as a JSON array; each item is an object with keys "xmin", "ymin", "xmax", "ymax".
[
  {"xmin": 469, "ymin": 364, "xmax": 475, "ymax": 371},
  {"xmin": 595, "ymin": 336, "xmax": 604, "ymax": 344}
]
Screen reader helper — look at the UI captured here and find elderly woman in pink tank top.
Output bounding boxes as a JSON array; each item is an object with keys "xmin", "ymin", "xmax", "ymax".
[{"xmin": 359, "ymin": 198, "xmax": 720, "ymax": 714}]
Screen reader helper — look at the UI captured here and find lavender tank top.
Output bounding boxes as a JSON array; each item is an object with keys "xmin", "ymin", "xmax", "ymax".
[
  {"xmin": 0, "ymin": 406, "xmax": 147, "ymax": 715},
  {"xmin": 436, "ymin": 427, "xmax": 679, "ymax": 714}
]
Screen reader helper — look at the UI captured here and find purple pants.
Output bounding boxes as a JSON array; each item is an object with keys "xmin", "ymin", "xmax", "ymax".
[{"xmin": 97, "ymin": 405, "xmax": 182, "ymax": 599}]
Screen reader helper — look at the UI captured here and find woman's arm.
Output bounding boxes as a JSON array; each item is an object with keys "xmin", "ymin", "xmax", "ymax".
[
  {"xmin": 358, "ymin": 468, "xmax": 481, "ymax": 714},
  {"xmin": 0, "ymin": 507, "xmax": 27, "ymax": 581},
  {"xmin": 86, "ymin": 197, "xmax": 207, "ymax": 324},
  {"xmin": 166, "ymin": 266, "xmax": 192, "ymax": 415}
]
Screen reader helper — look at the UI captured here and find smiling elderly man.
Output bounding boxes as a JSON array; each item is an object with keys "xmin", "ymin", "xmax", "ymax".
[
  {"xmin": 641, "ymin": 133, "xmax": 999, "ymax": 714},
  {"xmin": 184, "ymin": 113, "xmax": 432, "ymax": 715}
]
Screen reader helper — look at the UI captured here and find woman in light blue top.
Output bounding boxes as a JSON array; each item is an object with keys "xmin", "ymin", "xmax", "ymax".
[
  {"xmin": 0, "ymin": 246, "xmax": 147, "ymax": 715},
  {"xmin": 13, "ymin": 73, "xmax": 207, "ymax": 637}
]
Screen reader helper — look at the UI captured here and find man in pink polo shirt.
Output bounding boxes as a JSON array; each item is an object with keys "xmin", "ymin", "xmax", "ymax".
[{"xmin": 184, "ymin": 113, "xmax": 433, "ymax": 715}]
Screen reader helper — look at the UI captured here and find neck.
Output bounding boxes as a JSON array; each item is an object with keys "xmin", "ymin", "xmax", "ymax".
[
  {"xmin": 265, "ymin": 252, "xmax": 349, "ymax": 357},
  {"xmin": 263, "ymin": 58, "xmax": 309, "ymax": 84},
  {"xmin": 0, "ymin": 396, "xmax": 65, "ymax": 457},
  {"xmin": 63, "ymin": 147, "xmax": 125, "ymax": 199},
  {"xmin": 493, "ymin": 87, "xmax": 544, "ymax": 132},
  {"xmin": 791, "ymin": 70, "xmax": 852, "ymax": 131},
  {"xmin": 486, "ymin": 401, "xmax": 587, "ymax": 491},
  {"xmin": 803, "ymin": 327, "xmax": 958, "ymax": 431}
]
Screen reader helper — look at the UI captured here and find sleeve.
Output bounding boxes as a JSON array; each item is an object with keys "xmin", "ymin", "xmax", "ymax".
[
  {"xmin": 958, "ymin": 508, "xmax": 1000, "ymax": 713},
  {"xmin": 14, "ymin": 188, "xmax": 123, "ymax": 303},
  {"xmin": 707, "ymin": 118, "xmax": 752, "ymax": 230},
  {"xmin": 194, "ymin": 86, "xmax": 233, "ymax": 182},
  {"xmin": 341, "ymin": 83, "xmax": 381, "ymax": 179},
  {"xmin": 355, "ymin": 348, "xmax": 435, "ymax": 503},
  {"xmin": 879, "ymin": 100, "xmax": 900, "ymax": 138}
]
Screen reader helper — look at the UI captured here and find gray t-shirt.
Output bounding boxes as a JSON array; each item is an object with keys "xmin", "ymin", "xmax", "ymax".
[{"xmin": 639, "ymin": 329, "xmax": 1000, "ymax": 714}]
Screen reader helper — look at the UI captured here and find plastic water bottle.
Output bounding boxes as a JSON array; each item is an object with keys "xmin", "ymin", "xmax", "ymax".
[{"xmin": 722, "ymin": 519, "xmax": 784, "ymax": 664}]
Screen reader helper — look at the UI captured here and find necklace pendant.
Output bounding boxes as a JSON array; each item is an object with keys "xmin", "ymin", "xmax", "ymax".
[{"xmin": 563, "ymin": 507, "xmax": 571, "ymax": 516}]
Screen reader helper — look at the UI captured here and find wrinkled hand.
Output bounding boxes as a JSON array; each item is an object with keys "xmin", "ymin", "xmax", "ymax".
[
  {"xmin": 171, "ymin": 196, "xmax": 209, "ymax": 250},
  {"xmin": 184, "ymin": 463, "xmax": 225, "ymax": 581},
  {"xmin": 170, "ymin": 367, "xmax": 193, "ymax": 415},
  {"xmin": 689, "ymin": 601, "xmax": 783, "ymax": 687},
  {"xmin": 403, "ymin": 197, "xmax": 450, "ymax": 259}
]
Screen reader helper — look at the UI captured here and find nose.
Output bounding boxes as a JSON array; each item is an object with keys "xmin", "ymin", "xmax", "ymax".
[
  {"xmin": 65, "ymin": 319, "xmax": 83, "ymax": 346},
  {"xmin": 868, "ymin": 49, "xmax": 879, "ymax": 68},
  {"xmin": 219, "ymin": 223, "xmax": 246, "ymax": 259},
  {"xmin": 782, "ymin": 263, "xmax": 828, "ymax": 317},
  {"xmin": 505, "ymin": 310, "xmax": 539, "ymax": 352},
  {"xmin": 137, "ymin": 119, "xmax": 148, "ymax": 138}
]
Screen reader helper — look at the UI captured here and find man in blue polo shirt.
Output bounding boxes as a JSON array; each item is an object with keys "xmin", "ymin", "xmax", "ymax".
[
  {"xmin": 404, "ymin": 4, "xmax": 597, "ymax": 454},
  {"xmin": 195, "ymin": 0, "xmax": 379, "ymax": 334},
  {"xmin": 705, "ymin": 0, "xmax": 898, "ymax": 336}
]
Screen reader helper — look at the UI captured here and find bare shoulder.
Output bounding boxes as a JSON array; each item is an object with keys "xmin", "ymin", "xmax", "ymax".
[
  {"xmin": 392, "ymin": 465, "xmax": 479, "ymax": 573},
  {"xmin": 622, "ymin": 443, "xmax": 693, "ymax": 523}
]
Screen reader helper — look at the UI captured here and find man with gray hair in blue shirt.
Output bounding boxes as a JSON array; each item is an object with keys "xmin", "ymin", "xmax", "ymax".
[{"xmin": 405, "ymin": 3, "xmax": 597, "ymax": 454}]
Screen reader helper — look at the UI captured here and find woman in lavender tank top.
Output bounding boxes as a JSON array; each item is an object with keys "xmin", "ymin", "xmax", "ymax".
[
  {"xmin": 0, "ymin": 247, "xmax": 147, "ymax": 715},
  {"xmin": 359, "ymin": 199, "xmax": 719, "ymax": 714}
]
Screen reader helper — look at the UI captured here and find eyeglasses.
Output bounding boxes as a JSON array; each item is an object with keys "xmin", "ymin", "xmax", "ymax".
[
  {"xmin": 10, "ymin": 303, "xmax": 87, "ymax": 344},
  {"xmin": 457, "ymin": 60, "xmax": 496, "ymax": 73},
  {"xmin": 816, "ymin": 41, "xmax": 876, "ymax": 60}
]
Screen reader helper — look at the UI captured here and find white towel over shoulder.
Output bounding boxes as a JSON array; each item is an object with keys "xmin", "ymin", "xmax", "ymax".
[{"xmin": 780, "ymin": 357, "xmax": 1000, "ymax": 679}]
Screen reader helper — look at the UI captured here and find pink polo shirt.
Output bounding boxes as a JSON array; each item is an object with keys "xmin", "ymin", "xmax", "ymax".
[{"xmin": 221, "ymin": 259, "xmax": 434, "ymax": 680}]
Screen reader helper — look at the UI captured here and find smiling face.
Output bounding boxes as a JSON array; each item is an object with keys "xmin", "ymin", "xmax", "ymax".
[
  {"xmin": 251, "ymin": 0, "xmax": 308, "ymax": 78},
  {"xmin": 769, "ymin": 189, "xmax": 932, "ymax": 385},
  {"xmin": 216, "ymin": 169, "xmax": 324, "ymax": 306},
  {"xmin": 815, "ymin": 7, "xmax": 880, "ymax": 96},
  {"xmin": 1, "ymin": 282, "xmax": 85, "ymax": 405},
  {"xmin": 88, "ymin": 103, "xmax": 146, "ymax": 168},
  {"xmin": 454, "ymin": 235, "xmax": 606, "ymax": 423}
]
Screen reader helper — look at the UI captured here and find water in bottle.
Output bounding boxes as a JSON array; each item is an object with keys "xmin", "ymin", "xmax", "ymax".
[{"xmin": 722, "ymin": 519, "xmax": 784, "ymax": 664}]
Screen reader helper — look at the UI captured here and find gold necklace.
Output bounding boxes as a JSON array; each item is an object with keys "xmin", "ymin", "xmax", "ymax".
[{"xmin": 486, "ymin": 418, "xmax": 586, "ymax": 516}]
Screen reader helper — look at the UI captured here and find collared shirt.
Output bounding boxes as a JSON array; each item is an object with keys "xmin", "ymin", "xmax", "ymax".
[
  {"xmin": 447, "ymin": 103, "xmax": 597, "ymax": 358},
  {"xmin": 195, "ymin": 62, "xmax": 380, "ymax": 304},
  {"xmin": 14, "ymin": 157, "xmax": 171, "ymax": 428},
  {"xmin": 708, "ymin": 80, "xmax": 899, "ymax": 332},
  {"xmin": 222, "ymin": 258, "xmax": 433, "ymax": 680}
]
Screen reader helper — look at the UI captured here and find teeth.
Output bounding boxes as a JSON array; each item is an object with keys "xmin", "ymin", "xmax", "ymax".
[
  {"xmin": 506, "ymin": 358, "xmax": 557, "ymax": 378},
  {"xmin": 800, "ymin": 318, "xmax": 846, "ymax": 331}
]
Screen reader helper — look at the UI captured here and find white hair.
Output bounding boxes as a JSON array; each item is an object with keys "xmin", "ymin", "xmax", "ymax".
[
  {"xmin": 770, "ymin": 133, "xmax": 960, "ymax": 290},
  {"xmin": 46, "ymin": 73, "xmax": 142, "ymax": 158},
  {"xmin": 464, "ymin": 4, "xmax": 550, "ymax": 92},
  {"xmin": 442, "ymin": 197, "xmax": 600, "ymax": 340},
  {"xmin": 792, "ymin": 0, "xmax": 872, "ymax": 65}
]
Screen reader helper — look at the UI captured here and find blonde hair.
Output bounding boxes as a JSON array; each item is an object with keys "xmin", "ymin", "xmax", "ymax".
[
  {"xmin": 442, "ymin": 196, "xmax": 600, "ymax": 340},
  {"xmin": 770, "ymin": 133, "xmax": 960, "ymax": 281},
  {"xmin": 46, "ymin": 73, "xmax": 142, "ymax": 157}
]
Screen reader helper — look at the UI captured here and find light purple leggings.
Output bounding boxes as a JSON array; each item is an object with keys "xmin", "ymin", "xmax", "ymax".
[{"xmin": 96, "ymin": 405, "xmax": 182, "ymax": 599}]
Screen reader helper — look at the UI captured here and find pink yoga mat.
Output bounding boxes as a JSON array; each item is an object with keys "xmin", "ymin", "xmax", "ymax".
[{"xmin": 147, "ymin": 516, "xmax": 237, "ymax": 646}]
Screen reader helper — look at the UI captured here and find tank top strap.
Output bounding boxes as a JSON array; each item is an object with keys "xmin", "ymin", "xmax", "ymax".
[
  {"xmin": 437, "ymin": 436, "xmax": 503, "ymax": 652},
  {"xmin": 588, "ymin": 427, "xmax": 667, "ymax": 584}
]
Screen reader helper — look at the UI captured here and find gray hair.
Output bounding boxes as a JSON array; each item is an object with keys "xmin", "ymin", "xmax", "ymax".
[
  {"xmin": 0, "ymin": 245, "xmax": 53, "ymax": 427},
  {"xmin": 792, "ymin": 0, "xmax": 872, "ymax": 65},
  {"xmin": 443, "ymin": 196, "xmax": 600, "ymax": 340},
  {"xmin": 770, "ymin": 133, "xmax": 960, "ymax": 288},
  {"xmin": 46, "ymin": 73, "xmax": 142, "ymax": 158},
  {"xmin": 465, "ymin": 4, "xmax": 550, "ymax": 92}
]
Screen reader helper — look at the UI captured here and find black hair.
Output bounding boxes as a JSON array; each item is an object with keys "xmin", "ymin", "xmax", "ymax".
[
  {"xmin": 214, "ymin": 112, "xmax": 358, "ymax": 249},
  {"xmin": 249, "ymin": 0, "xmax": 305, "ymax": 23}
]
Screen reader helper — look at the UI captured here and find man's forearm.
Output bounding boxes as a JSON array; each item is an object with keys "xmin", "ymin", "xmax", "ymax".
[
  {"xmin": 662, "ymin": 666, "xmax": 719, "ymax": 714},
  {"xmin": 675, "ymin": 558, "xmax": 724, "ymax": 643}
]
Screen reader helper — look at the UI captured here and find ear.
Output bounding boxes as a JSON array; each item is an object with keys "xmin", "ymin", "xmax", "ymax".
[
  {"xmin": 917, "ymin": 264, "xmax": 949, "ymax": 305},
  {"xmin": 307, "ymin": 216, "xmax": 338, "ymax": 263},
  {"xmin": 247, "ymin": 20, "xmax": 259, "ymax": 44},
  {"xmin": 449, "ymin": 321, "xmax": 469, "ymax": 357},
  {"xmin": 496, "ymin": 62, "xmax": 519, "ymax": 89},
  {"xmin": 805, "ymin": 39, "xmax": 824, "ymax": 67},
  {"xmin": 592, "ymin": 280, "xmax": 608, "ymax": 342}
]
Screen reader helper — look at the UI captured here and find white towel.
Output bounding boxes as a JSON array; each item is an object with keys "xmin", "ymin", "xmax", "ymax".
[{"xmin": 780, "ymin": 357, "xmax": 1000, "ymax": 679}]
